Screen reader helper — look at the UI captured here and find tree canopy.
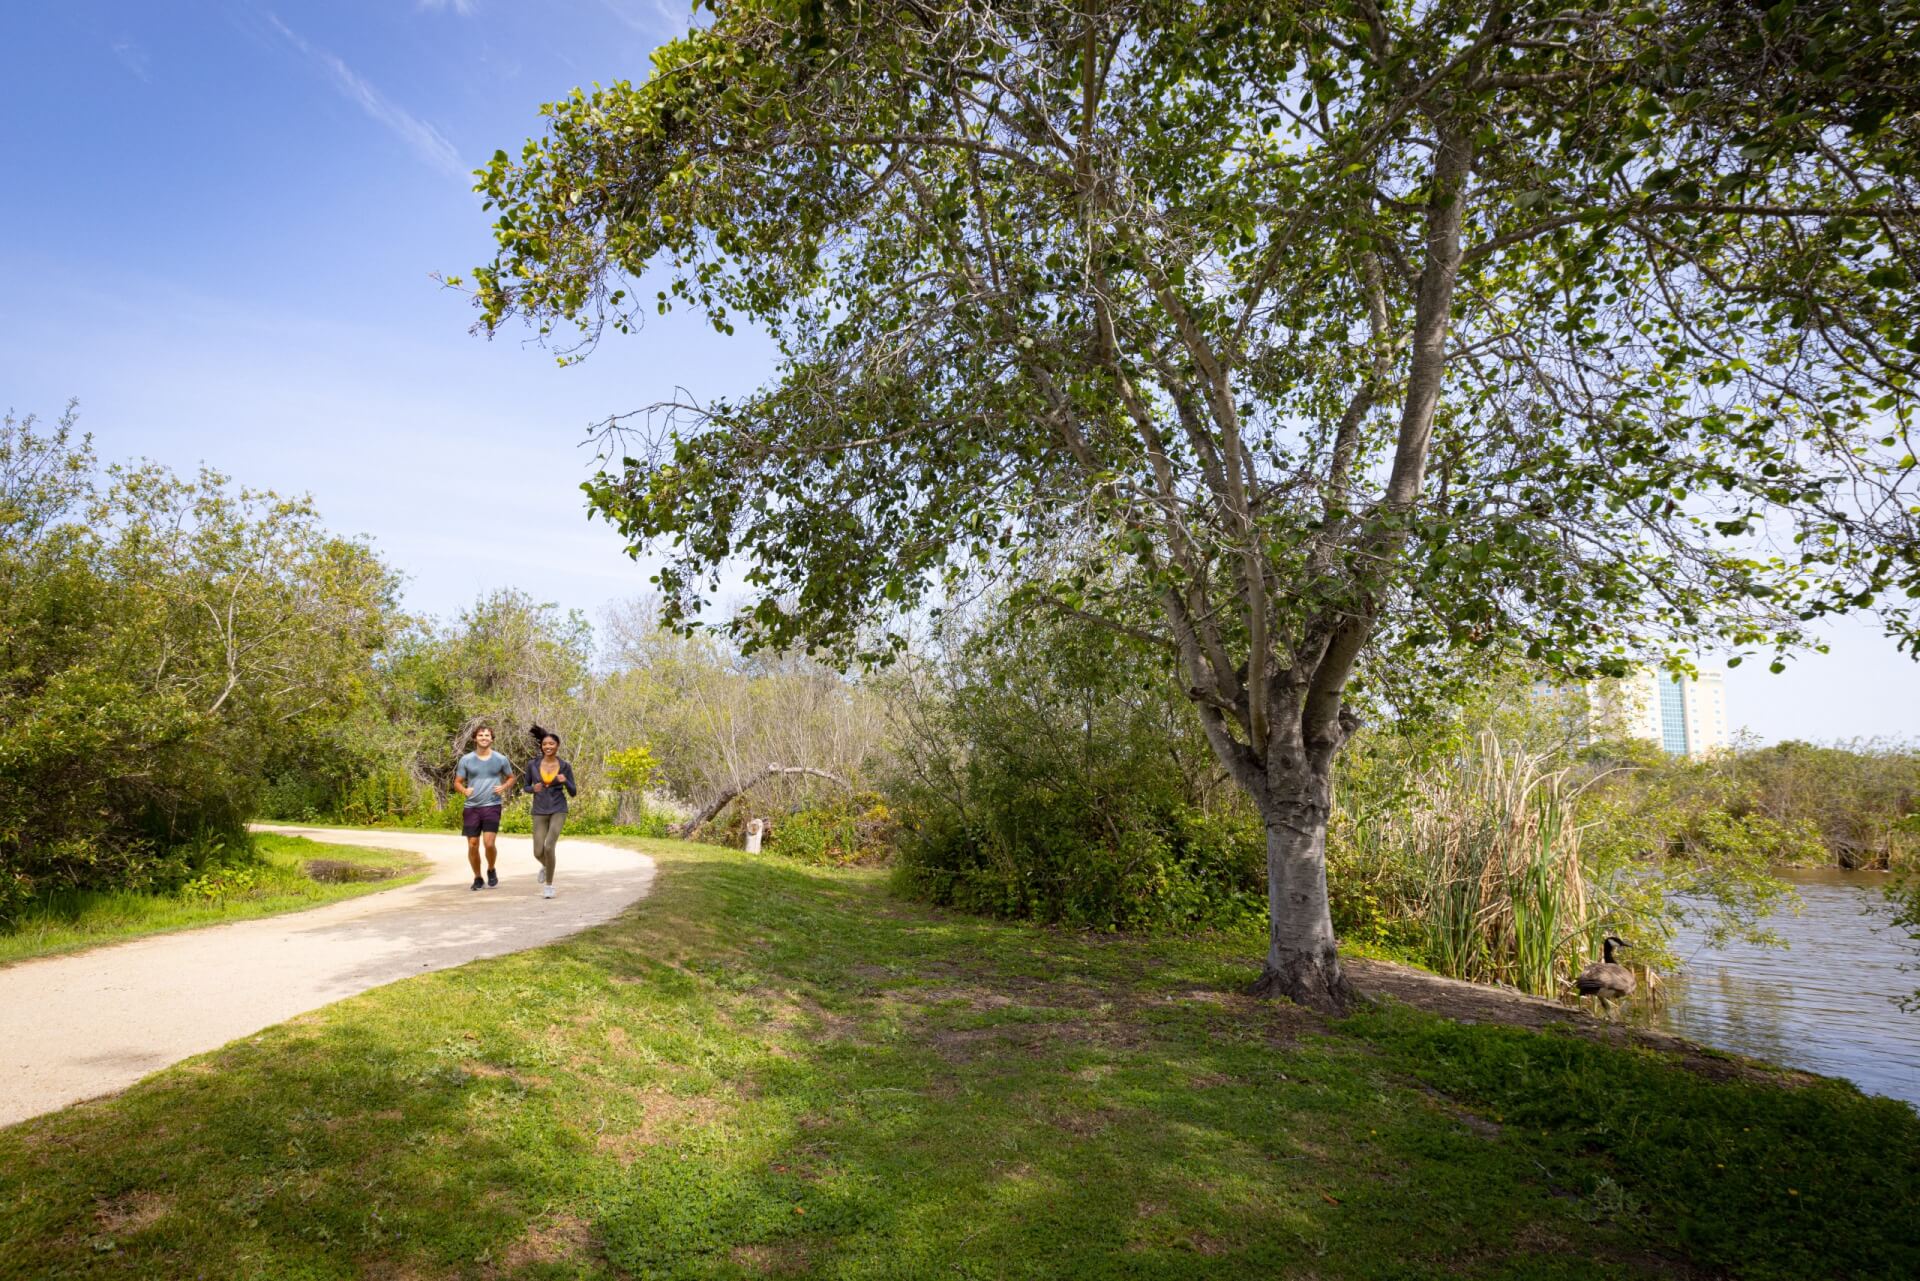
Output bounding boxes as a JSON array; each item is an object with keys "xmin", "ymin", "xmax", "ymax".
[
  {"xmin": 465, "ymin": 0, "xmax": 1920, "ymax": 1004},
  {"xmin": 0, "ymin": 407, "xmax": 402, "ymax": 919}
]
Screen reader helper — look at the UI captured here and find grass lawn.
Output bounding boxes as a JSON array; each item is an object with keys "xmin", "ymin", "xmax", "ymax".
[
  {"xmin": 1, "ymin": 841, "xmax": 1913, "ymax": 1280},
  {"xmin": 0, "ymin": 834, "xmax": 425, "ymax": 967}
]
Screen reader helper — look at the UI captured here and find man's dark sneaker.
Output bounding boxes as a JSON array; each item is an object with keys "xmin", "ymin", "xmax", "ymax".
[
  {"xmin": 486, "ymin": 868, "xmax": 499, "ymax": 888},
  {"xmin": 471, "ymin": 876, "xmax": 485, "ymax": 891}
]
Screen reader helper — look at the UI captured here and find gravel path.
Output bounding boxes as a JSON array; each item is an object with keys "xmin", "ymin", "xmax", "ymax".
[{"xmin": 0, "ymin": 825, "xmax": 656, "ymax": 1128}]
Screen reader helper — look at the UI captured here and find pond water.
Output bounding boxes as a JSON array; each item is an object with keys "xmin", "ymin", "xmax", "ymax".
[{"xmin": 1643, "ymin": 867, "xmax": 1920, "ymax": 1109}]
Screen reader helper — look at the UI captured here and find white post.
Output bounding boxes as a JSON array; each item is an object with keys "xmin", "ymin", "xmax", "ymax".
[{"xmin": 745, "ymin": 818, "xmax": 765, "ymax": 854}]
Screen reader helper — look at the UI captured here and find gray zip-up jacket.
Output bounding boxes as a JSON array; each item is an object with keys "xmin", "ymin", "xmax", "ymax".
[{"xmin": 528, "ymin": 757, "xmax": 578, "ymax": 816}]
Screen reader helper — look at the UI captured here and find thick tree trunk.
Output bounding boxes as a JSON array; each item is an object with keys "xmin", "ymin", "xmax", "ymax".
[{"xmin": 1246, "ymin": 783, "xmax": 1355, "ymax": 1012}]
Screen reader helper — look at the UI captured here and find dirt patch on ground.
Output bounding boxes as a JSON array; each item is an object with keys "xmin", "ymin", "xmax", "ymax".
[
  {"xmin": 1173, "ymin": 987, "xmax": 1324, "ymax": 1047},
  {"xmin": 359, "ymin": 1262, "xmax": 459, "ymax": 1281},
  {"xmin": 1346, "ymin": 957, "xmax": 1824, "ymax": 1089},
  {"xmin": 764, "ymin": 993, "xmax": 861, "ymax": 1042},
  {"xmin": 925, "ymin": 1012, "xmax": 1156, "ymax": 1065},
  {"xmin": 461, "ymin": 1061, "xmax": 548, "ymax": 1089},
  {"xmin": 597, "ymin": 1086, "xmax": 737, "ymax": 1163},
  {"xmin": 919, "ymin": 982, "xmax": 1024, "ymax": 1011},
  {"xmin": 731, "ymin": 1239, "xmax": 815, "ymax": 1275},
  {"xmin": 927, "ymin": 1022, "xmax": 1050, "ymax": 1064},
  {"xmin": 93, "ymin": 1190, "xmax": 171, "ymax": 1234},
  {"xmin": 1047, "ymin": 1104, "xmax": 1120, "ymax": 1137},
  {"xmin": 1186, "ymin": 1232, "xmax": 1231, "ymax": 1256},
  {"xmin": 498, "ymin": 1213, "xmax": 596, "ymax": 1271}
]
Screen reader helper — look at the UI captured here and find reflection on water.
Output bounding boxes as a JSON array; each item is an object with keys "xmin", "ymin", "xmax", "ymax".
[{"xmin": 1645, "ymin": 867, "xmax": 1920, "ymax": 1108}]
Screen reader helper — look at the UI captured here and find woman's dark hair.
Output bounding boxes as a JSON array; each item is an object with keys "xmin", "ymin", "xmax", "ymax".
[{"xmin": 529, "ymin": 723, "xmax": 561, "ymax": 749}]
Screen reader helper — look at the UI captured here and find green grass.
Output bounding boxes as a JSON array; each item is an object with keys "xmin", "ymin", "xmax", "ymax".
[
  {"xmin": 1, "ymin": 842, "xmax": 1913, "ymax": 1280},
  {"xmin": 0, "ymin": 835, "xmax": 425, "ymax": 966}
]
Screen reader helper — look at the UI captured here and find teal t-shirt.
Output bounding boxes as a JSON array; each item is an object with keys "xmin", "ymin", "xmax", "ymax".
[{"xmin": 456, "ymin": 751, "xmax": 514, "ymax": 809}]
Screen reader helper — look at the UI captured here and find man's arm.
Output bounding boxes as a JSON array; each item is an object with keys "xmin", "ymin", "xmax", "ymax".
[{"xmin": 453, "ymin": 758, "xmax": 471, "ymax": 800}]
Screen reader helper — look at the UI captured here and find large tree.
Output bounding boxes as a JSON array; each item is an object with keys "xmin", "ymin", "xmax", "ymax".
[{"xmin": 464, "ymin": 0, "xmax": 1920, "ymax": 1006}]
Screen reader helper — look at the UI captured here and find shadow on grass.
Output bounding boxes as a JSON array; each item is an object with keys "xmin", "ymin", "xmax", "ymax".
[{"xmin": 2, "ymin": 846, "xmax": 1914, "ymax": 1281}]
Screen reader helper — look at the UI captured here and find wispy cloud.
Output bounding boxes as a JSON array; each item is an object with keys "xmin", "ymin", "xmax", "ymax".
[
  {"xmin": 597, "ymin": 0, "xmax": 653, "ymax": 32},
  {"xmin": 651, "ymin": 0, "xmax": 691, "ymax": 34},
  {"xmin": 268, "ymin": 14, "xmax": 463, "ymax": 177},
  {"xmin": 111, "ymin": 39, "xmax": 151, "ymax": 82},
  {"xmin": 417, "ymin": 0, "xmax": 478, "ymax": 15},
  {"xmin": 597, "ymin": 0, "xmax": 691, "ymax": 36}
]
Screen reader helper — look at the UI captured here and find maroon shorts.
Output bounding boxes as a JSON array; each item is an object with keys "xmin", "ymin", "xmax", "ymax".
[{"xmin": 462, "ymin": 805, "xmax": 502, "ymax": 836}]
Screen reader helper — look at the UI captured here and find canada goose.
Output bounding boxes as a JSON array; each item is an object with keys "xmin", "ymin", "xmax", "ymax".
[{"xmin": 1575, "ymin": 935, "xmax": 1636, "ymax": 1014}]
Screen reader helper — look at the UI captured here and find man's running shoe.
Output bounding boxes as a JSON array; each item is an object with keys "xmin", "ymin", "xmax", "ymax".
[
  {"xmin": 486, "ymin": 867, "xmax": 499, "ymax": 888},
  {"xmin": 471, "ymin": 876, "xmax": 484, "ymax": 891}
]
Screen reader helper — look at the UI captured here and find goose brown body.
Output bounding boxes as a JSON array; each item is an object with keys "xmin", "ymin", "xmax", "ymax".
[{"xmin": 1574, "ymin": 936, "xmax": 1636, "ymax": 1003}]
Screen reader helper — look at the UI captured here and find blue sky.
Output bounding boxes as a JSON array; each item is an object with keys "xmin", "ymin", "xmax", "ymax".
[{"xmin": 2, "ymin": 1, "xmax": 1915, "ymax": 744}]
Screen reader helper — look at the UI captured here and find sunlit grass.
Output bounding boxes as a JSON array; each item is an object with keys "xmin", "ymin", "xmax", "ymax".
[{"xmin": 3, "ymin": 840, "xmax": 1913, "ymax": 1278}]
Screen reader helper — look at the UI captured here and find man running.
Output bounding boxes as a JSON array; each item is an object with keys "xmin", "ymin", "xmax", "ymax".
[{"xmin": 454, "ymin": 726, "xmax": 516, "ymax": 890}]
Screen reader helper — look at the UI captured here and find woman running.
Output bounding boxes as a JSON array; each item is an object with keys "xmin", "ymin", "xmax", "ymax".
[{"xmin": 526, "ymin": 724, "xmax": 577, "ymax": 899}]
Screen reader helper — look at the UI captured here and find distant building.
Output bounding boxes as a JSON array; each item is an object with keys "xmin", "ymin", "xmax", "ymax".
[{"xmin": 1591, "ymin": 669, "xmax": 1729, "ymax": 758}]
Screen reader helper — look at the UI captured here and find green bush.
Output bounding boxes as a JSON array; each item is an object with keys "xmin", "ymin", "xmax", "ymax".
[
  {"xmin": 1728, "ymin": 739, "xmax": 1920, "ymax": 869},
  {"xmin": 898, "ymin": 790, "xmax": 1264, "ymax": 932},
  {"xmin": 0, "ymin": 409, "xmax": 398, "ymax": 925},
  {"xmin": 890, "ymin": 607, "xmax": 1265, "ymax": 933},
  {"xmin": 759, "ymin": 794, "xmax": 896, "ymax": 866}
]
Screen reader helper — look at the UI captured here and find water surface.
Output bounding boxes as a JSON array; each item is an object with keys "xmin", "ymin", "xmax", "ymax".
[{"xmin": 1647, "ymin": 867, "xmax": 1920, "ymax": 1108}]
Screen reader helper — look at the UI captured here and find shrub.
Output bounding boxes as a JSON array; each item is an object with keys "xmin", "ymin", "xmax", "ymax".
[
  {"xmin": 0, "ymin": 409, "xmax": 399, "ymax": 924},
  {"xmin": 890, "ymin": 607, "xmax": 1264, "ymax": 933},
  {"xmin": 762, "ymin": 794, "xmax": 897, "ymax": 866},
  {"xmin": 1729, "ymin": 739, "xmax": 1920, "ymax": 869}
]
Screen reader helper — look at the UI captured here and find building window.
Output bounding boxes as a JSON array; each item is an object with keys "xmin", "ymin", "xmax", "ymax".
[{"xmin": 1658, "ymin": 676, "xmax": 1690, "ymax": 756}]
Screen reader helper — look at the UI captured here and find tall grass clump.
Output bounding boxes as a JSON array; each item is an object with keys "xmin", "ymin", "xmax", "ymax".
[{"xmin": 1379, "ymin": 734, "xmax": 1601, "ymax": 994}]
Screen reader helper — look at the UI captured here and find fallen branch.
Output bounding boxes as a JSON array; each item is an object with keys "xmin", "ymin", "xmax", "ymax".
[{"xmin": 677, "ymin": 765, "xmax": 854, "ymax": 840}]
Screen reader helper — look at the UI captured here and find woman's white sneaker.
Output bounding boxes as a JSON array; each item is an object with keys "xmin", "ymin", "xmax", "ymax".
[{"xmin": 542, "ymin": 885, "xmax": 555, "ymax": 899}]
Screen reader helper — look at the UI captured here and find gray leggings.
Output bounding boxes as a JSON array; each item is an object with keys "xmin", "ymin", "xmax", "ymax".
[{"xmin": 532, "ymin": 812, "xmax": 565, "ymax": 884}]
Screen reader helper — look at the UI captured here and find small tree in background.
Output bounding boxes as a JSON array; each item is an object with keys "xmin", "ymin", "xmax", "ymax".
[
  {"xmin": 604, "ymin": 743, "xmax": 661, "ymax": 824},
  {"xmin": 464, "ymin": 1, "xmax": 1920, "ymax": 1006}
]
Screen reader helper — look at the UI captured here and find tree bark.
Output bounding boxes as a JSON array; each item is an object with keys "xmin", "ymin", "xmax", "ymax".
[{"xmin": 1246, "ymin": 779, "xmax": 1355, "ymax": 1012}]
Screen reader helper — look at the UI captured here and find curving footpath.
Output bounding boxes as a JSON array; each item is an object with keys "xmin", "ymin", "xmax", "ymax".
[{"xmin": 0, "ymin": 825, "xmax": 656, "ymax": 1128}]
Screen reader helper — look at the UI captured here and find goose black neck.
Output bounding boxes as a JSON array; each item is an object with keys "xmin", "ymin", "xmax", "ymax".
[{"xmin": 1602, "ymin": 938, "xmax": 1617, "ymax": 964}]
